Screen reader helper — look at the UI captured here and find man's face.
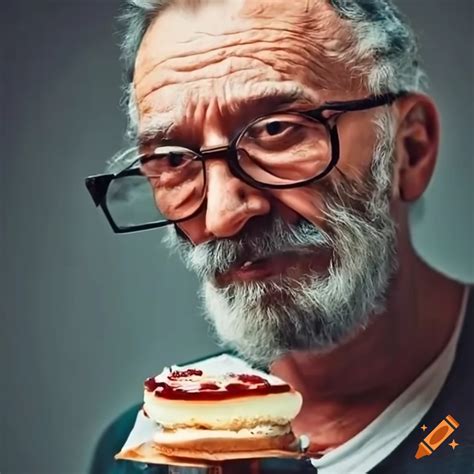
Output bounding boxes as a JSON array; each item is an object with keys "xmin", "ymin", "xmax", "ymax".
[{"xmin": 133, "ymin": 0, "xmax": 399, "ymax": 365}]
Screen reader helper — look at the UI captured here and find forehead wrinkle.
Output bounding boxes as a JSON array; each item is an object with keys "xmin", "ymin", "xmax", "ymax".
[
  {"xmin": 135, "ymin": 50, "xmax": 295, "ymax": 102},
  {"xmin": 135, "ymin": 32, "xmax": 337, "ymax": 99},
  {"xmin": 135, "ymin": 34, "xmax": 268, "ymax": 89},
  {"xmin": 136, "ymin": 27, "xmax": 316, "ymax": 89},
  {"xmin": 219, "ymin": 80, "xmax": 321, "ymax": 113},
  {"xmin": 140, "ymin": 80, "xmax": 320, "ymax": 117}
]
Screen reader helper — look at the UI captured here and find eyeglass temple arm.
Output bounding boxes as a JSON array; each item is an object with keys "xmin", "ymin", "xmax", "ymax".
[{"xmin": 322, "ymin": 91, "xmax": 408, "ymax": 112}]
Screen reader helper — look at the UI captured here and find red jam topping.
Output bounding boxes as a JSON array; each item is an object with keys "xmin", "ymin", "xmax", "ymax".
[
  {"xmin": 237, "ymin": 374, "xmax": 267, "ymax": 384},
  {"xmin": 144, "ymin": 370, "xmax": 291, "ymax": 400},
  {"xmin": 144, "ymin": 377, "xmax": 159, "ymax": 392},
  {"xmin": 200, "ymin": 382, "xmax": 220, "ymax": 390},
  {"xmin": 169, "ymin": 369, "xmax": 203, "ymax": 379}
]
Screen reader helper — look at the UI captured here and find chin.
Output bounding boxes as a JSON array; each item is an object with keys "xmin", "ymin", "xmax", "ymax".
[{"xmin": 199, "ymin": 275, "xmax": 378, "ymax": 367}]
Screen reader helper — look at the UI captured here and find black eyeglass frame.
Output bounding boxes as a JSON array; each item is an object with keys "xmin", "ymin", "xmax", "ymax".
[{"xmin": 85, "ymin": 91, "xmax": 407, "ymax": 234}]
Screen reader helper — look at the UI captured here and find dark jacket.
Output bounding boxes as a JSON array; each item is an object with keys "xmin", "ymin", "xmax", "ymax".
[{"xmin": 90, "ymin": 291, "xmax": 474, "ymax": 473}]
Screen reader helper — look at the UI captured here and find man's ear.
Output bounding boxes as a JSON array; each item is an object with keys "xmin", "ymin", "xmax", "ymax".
[{"xmin": 394, "ymin": 94, "xmax": 440, "ymax": 202}]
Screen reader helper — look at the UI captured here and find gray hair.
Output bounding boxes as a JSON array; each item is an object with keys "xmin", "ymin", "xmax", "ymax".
[{"xmin": 110, "ymin": 0, "xmax": 426, "ymax": 170}]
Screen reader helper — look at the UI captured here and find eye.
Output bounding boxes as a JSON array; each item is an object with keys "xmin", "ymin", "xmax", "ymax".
[
  {"xmin": 166, "ymin": 152, "xmax": 186, "ymax": 168},
  {"xmin": 140, "ymin": 151, "xmax": 193, "ymax": 176},
  {"xmin": 241, "ymin": 116, "xmax": 307, "ymax": 152},
  {"xmin": 264, "ymin": 121, "xmax": 289, "ymax": 136},
  {"xmin": 251, "ymin": 120, "xmax": 296, "ymax": 139}
]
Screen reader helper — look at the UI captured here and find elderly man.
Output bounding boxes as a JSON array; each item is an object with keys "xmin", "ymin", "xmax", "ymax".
[{"xmin": 87, "ymin": 0, "xmax": 473, "ymax": 472}]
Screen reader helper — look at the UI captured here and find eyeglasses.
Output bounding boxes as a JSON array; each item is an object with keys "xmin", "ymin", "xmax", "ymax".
[{"xmin": 85, "ymin": 91, "xmax": 406, "ymax": 234}]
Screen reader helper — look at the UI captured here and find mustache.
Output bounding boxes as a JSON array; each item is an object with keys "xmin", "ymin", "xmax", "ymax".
[{"xmin": 164, "ymin": 213, "xmax": 331, "ymax": 280}]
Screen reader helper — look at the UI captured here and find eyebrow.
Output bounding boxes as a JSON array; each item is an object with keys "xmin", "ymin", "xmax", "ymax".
[{"xmin": 136, "ymin": 82, "xmax": 320, "ymax": 148}]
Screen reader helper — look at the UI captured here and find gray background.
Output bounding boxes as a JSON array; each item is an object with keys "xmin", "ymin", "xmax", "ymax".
[{"xmin": 1, "ymin": 1, "xmax": 472, "ymax": 473}]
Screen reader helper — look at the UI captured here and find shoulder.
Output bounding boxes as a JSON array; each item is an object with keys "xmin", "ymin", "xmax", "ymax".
[
  {"xmin": 88, "ymin": 350, "xmax": 247, "ymax": 474},
  {"xmin": 89, "ymin": 403, "xmax": 143, "ymax": 474}
]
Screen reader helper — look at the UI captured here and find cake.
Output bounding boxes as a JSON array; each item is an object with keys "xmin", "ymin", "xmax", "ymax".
[{"xmin": 142, "ymin": 367, "xmax": 303, "ymax": 458}]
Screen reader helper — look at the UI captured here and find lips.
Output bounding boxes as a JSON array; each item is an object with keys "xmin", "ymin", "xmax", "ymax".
[
  {"xmin": 232, "ymin": 257, "xmax": 277, "ymax": 281},
  {"xmin": 213, "ymin": 254, "xmax": 275, "ymax": 285},
  {"xmin": 215, "ymin": 251, "xmax": 307, "ymax": 285},
  {"xmin": 213, "ymin": 246, "xmax": 332, "ymax": 286},
  {"xmin": 240, "ymin": 258, "xmax": 269, "ymax": 269}
]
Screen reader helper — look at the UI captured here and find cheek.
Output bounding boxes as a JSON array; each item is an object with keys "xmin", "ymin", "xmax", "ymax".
[
  {"xmin": 336, "ymin": 112, "xmax": 378, "ymax": 180},
  {"xmin": 175, "ymin": 214, "xmax": 209, "ymax": 245}
]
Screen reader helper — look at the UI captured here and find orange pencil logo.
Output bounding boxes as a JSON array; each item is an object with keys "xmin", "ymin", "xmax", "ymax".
[{"xmin": 415, "ymin": 415, "xmax": 460, "ymax": 459}]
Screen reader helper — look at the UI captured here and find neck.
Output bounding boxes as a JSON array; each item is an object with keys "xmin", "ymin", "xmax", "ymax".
[{"xmin": 270, "ymin": 251, "xmax": 465, "ymax": 454}]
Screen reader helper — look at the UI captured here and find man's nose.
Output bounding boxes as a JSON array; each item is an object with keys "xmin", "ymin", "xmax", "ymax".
[{"xmin": 204, "ymin": 159, "xmax": 271, "ymax": 238}]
